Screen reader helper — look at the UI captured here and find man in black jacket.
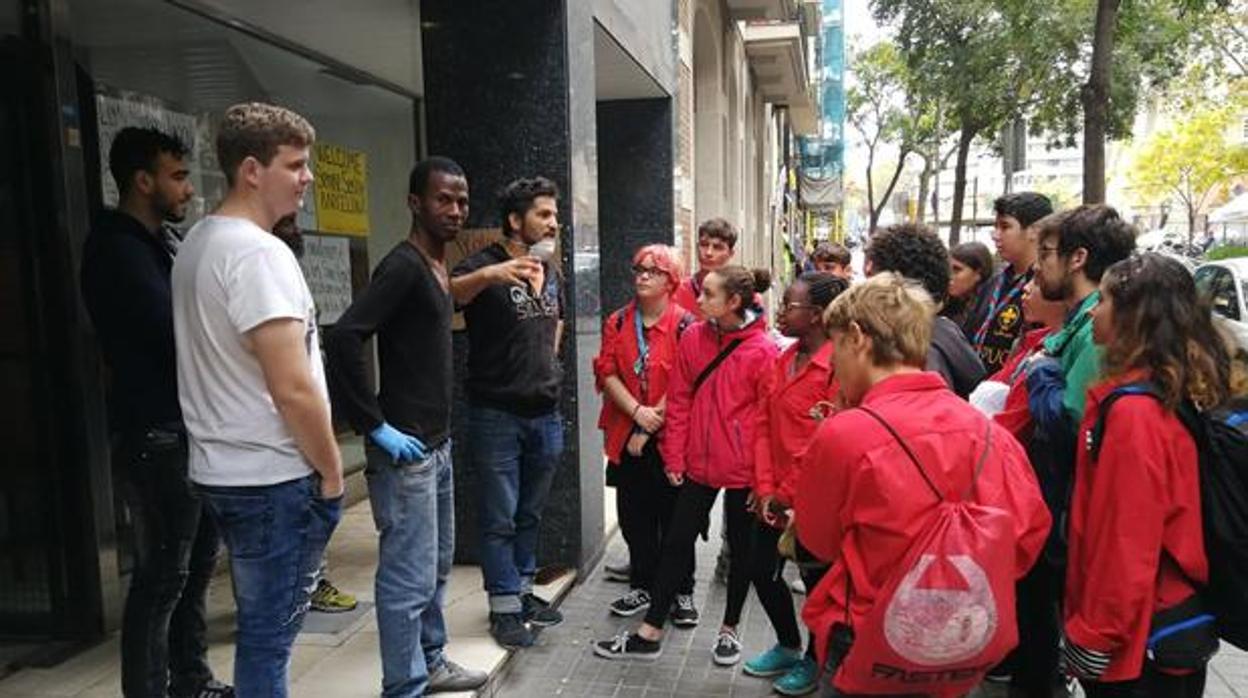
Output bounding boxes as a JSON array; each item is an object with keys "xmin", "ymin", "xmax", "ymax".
[
  {"xmin": 325, "ymin": 158, "xmax": 487, "ymax": 696},
  {"xmin": 865, "ymin": 223, "xmax": 987, "ymax": 398},
  {"xmin": 81, "ymin": 127, "xmax": 231, "ymax": 698}
]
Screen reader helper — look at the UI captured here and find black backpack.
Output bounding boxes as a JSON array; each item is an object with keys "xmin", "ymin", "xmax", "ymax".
[{"xmin": 1090, "ymin": 383, "xmax": 1248, "ymax": 651}]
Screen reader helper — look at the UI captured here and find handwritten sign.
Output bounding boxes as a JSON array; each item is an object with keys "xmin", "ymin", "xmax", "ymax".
[
  {"xmin": 299, "ymin": 234, "xmax": 353, "ymax": 325},
  {"xmin": 314, "ymin": 142, "xmax": 369, "ymax": 236}
]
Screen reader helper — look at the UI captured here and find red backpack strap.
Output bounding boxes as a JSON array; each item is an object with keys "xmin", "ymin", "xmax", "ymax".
[{"xmin": 858, "ymin": 406, "xmax": 993, "ymax": 503}]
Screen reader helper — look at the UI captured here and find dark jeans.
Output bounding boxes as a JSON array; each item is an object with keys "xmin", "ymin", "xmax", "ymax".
[
  {"xmin": 469, "ymin": 405, "xmax": 563, "ymax": 614},
  {"xmin": 745, "ymin": 519, "xmax": 802, "ymax": 649},
  {"xmin": 1013, "ymin": 558, "xmax": 1064, "ymax": 697},
  {"xmin": 116, "ymin": 427, "xmax": 219, "ymax": 698},
  {"xmin": 199, "ymin": 475, "xmax": 341, "ymax": 698},
  {"xmin": 791, "ymin": 541, "xmax": 831, "ymax": 659},
  {"xmin": 644, "ymin": 481, "xmax": 799, "ymax": 648},
  {"xmin": 614, "ymin": 441, "xmax": 692, "ymax": 594},
  {"xmin": 1080, "ymin": 663, "xmax": 1207, "ymax": 697}
]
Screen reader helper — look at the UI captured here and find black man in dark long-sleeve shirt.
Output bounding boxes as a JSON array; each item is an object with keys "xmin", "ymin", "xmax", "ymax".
[{"xmin": 325, "ymin": 158, "xmax": 487, "ymax": 697}]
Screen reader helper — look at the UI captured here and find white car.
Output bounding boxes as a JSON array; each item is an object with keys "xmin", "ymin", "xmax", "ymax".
[{"xmin": 1194, "ymin": 259, "xmax": 1248, "ymax": 351}]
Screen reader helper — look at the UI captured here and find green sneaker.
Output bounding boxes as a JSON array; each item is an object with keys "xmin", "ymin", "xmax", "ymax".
[
  {"xmin": 742, "ymin": 644, "xmax": 803, "ymax": 678},
  {"xmin": 773, "ymin": 656, "xmax": 818, "ymax": 696},
  {"xmin": 309, "ymin": 579, "xmax": 357, "ymax": 613}
]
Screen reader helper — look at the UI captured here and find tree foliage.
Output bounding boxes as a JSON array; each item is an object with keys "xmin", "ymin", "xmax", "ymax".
[
  {"xmin": 871, "ymin": 0, "xmax": 1075, "ymax": 242},
  {"xmin": 847, "ymin": 41, "xmax": 913, "ymax": 232},
  {"xmin": 1129, "ymin": 95, "xmax": 1248, "ymax": 240}
]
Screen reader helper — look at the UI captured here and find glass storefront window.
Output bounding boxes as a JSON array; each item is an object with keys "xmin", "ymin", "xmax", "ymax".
[{"xmin": 69, "ymin": 0, "xmax": 419, "ymax": 263}]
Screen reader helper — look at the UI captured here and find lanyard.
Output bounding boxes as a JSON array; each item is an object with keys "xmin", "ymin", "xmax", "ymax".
[
  {"xmin": 974, "ymin": 268, "xmax": 1029, "ymax": 347},
  {"xmin": 633, "ymin": 307, "xmax": 653, "ymax": 402},
  {"xmin": 633, "ymin": 307, "xmax": 649, "ymax": 376}
]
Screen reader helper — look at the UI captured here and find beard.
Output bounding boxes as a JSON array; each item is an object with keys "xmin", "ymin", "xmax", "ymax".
[{"xmin": 1038, "ymin": 273, "xmax": 1071, "ymax": 302}]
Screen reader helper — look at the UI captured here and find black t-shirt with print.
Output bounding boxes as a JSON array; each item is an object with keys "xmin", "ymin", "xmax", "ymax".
[{"xmin": 452, "ymin": 242, "xmax": 562, "ymax": 416}]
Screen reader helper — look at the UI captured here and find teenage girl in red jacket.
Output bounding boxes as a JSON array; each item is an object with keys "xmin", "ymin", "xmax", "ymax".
[
  {"xmin": 1065, "ymin": 253, "xmax": 1230, "ymax": 697},
  {"xmin": 743, "ymin": 272, "xmax": 847, "ymax": 695},
  {"xmin": 595, "ymin": 266, "xmax": 778, "ymax": 666}
]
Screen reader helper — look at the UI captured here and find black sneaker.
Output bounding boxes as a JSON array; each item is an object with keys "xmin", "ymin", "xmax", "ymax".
[
  {"xmin": 713, "ymin": 629, "xmax": 743, "ymax": 666},
  {"xmin": 593, "ymin": 631, "xmax": 662, "ymax": 661},
  {"xmin": 489, "ymin": 612, "xmax": 534, "ymax": 649},
  {"xmin": 670, "ymin": 593, "xmax": 699, "ymax": 627},
  {"xmin": 522, "ymin": 592, "xmax": 563, "ymax": 628},
  {"xmin": 609, "ymin": 588, "xmax": 651, "ymax": 617},
  {"xmin": 170, "ymin": 679, "xmax": 235, "ymax": 698}
]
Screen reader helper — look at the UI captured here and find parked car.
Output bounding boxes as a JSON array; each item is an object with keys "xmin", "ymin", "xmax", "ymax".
[{"xmin": 1194, "ymin": 258, "xmax": 1248, "ymax": 351}]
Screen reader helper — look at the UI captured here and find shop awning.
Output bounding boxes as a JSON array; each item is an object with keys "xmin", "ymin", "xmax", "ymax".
[{"xmin": 1210, "ymin": 192, "xmax": 1248, "ymax": 224}]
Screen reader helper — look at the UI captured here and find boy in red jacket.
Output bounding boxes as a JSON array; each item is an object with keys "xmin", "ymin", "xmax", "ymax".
[{"xmin": 795, "ymin": 273, "xmax": 1050, "ymax": 697}]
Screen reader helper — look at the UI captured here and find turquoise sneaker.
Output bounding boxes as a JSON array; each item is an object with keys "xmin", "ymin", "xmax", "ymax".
[
  {"xmin": 773, "ymin": 656, "xmax": 818, "ymax": 696},
  {"xmin": 742, "ymin": 644, "xmax": 803, "ymax": 678}
]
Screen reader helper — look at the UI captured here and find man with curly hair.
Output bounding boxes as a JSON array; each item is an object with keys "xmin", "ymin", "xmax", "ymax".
[
  {"xmin": 865, "ymin": 223, "xmax": 986, "ymax": 397},
  {"xmin": 451, "ymin": 176, "xmax": 566, "ymax": 650}
]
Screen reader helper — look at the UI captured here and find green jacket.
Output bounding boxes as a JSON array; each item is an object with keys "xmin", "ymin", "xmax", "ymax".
[{"xmin": 1042, "ymin": 291, "xmax": 1102, "ymax": 422}]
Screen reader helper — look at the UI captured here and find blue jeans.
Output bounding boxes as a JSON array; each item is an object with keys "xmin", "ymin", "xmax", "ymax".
[
  {"xmin": 198, "ymin": 475, "xmax": 341, "ymax": 698},
  {"xmin": 365, "ymin": 439, "xmax": 454, "ymax": 698},
  {"xmin": 469, "ymin": 405, "xmax": 563, "ymax": 614}
]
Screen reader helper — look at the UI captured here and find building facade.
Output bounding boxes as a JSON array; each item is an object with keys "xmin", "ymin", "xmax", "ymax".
[{"xmin": 0, "ymin": 0, "xmax": 816, "ymax": 659}]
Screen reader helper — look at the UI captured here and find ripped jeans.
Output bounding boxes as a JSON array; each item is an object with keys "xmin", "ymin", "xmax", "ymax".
[{"xmin": 198, "ymin": 475, "xmax": 341, "ymax": 697}]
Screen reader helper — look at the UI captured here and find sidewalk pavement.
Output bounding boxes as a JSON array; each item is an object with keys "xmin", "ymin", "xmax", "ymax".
[
  {"xmin": 0, "ymin": 498, "xmax": 573, "ymax": 698},
  {"xmin": 490, "ymin": 500, "xmax": 1248, "ymax": 698}
]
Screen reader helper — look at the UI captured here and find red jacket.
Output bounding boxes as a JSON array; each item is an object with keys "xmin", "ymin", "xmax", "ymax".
[
  {"xmin": 661, "ymin": 313, "xmax": 778, "ymax": 489},
  {"xmin": 1064, "ymin": 371, "xmax": 1207, "ymax": 682},
  {"xmin": 593, "ymin": 301, "xmax": 690, "ymax": 463},
  {"xmin": 991, "ymin": 327, "xmax": 1052, "ymax": 442},
  {"xmin": 673, "ymin": 276, "xmax": 704, "ymax": 320},
  {"xmin": 754, "ymin": 341, "xmax": 838, "ymax": 506},
  {"xmin": 796, "ymin": 372, "xmax": 1050, "ymax": 675}
]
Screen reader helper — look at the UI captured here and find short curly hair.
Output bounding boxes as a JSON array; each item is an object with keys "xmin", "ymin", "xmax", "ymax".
[
  {"xmin": 866, "ymin": 223, "xmax": 951, "ymax": 304},
  {"xmin": 498, "ymin": 176, "xmax": 559, "ymax": 237}
]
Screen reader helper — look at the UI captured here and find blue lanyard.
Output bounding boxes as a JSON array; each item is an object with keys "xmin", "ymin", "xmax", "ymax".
[{"xmin": 633, "ymin": 307, "xmax": 649, "ymax": 377}]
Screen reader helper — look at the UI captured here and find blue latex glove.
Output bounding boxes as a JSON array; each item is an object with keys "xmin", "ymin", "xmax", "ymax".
[{"xmin": 369, "ymin": 423, "xmax": 427, "ymax": 464}]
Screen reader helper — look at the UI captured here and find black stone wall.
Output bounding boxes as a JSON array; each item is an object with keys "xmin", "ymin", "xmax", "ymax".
[
  {"xmin": 596, "ymin": 98, "xmax": 674, "ymax": 316},
  {"xmin": 421, "ymin": 0, "xmax": 601, "ymax": 572}
]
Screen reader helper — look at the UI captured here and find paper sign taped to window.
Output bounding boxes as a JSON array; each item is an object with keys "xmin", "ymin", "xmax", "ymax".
[{"xmin": 313, "ymin": 142, "xmax": 369, "ymax": 236}]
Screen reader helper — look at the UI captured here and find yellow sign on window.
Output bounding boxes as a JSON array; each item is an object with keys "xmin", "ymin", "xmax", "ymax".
[{"xmin": 314, "ymin": 142, "xmax": 369, "ymax": 236}]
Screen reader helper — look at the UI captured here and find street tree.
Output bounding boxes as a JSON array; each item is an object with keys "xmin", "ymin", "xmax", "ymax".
[
  {"xmin": 1129, "ymin": 98, "xmax": 1248, "ymax": 243},
  {"xmin": 847, "ymin": 41, "xmax": 912, "ymax": 232},
  {"xmin": 872, "ymin": 0, "xmax": 1074, "ymax": 244}
]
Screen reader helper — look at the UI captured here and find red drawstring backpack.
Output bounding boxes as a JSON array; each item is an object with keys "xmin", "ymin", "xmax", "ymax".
[{"xmin": 831, "ymin": 407, "xmax": 1018, "ymax": 697}]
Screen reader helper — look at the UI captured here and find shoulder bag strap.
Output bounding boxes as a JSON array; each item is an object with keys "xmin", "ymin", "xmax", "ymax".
[
  {"xmin": 692, "ymin": 338, "xmax": 744, "ymax": 394},
  {"xmin": 858, "ymin": 405, "xmax": 944, "ymax": 502}
]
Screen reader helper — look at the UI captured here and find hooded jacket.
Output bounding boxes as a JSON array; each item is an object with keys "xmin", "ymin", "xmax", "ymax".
[{"xmin": 661, "ymin": 312, "xmax": 778, "ymax": 489}]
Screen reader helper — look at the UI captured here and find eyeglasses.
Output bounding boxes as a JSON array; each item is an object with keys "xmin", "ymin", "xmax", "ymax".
[
  {"xmin": 780, "ymin": 301, "xmax": 816, "ymax": 313},
  {"xmin": 632, "ymin": 265, "xmax": 667, "ymax": 278},
  {"xmin": 1038, "ymin": 245, "xmax": 1060, "ymax": 259}
]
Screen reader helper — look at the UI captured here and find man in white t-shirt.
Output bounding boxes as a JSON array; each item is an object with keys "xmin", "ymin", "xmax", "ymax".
[{"xmin": 172, "ymin": 102, "xmax": 343, "ymax": 698}]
